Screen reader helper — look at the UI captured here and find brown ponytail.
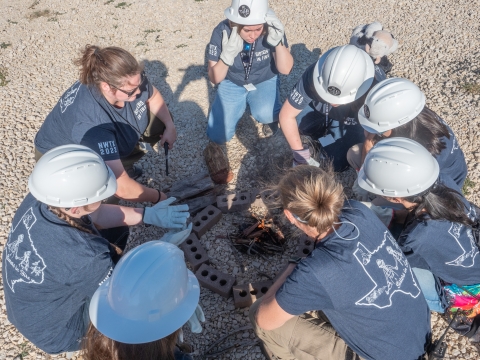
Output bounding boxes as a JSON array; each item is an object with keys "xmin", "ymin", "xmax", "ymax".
[
  {"xmin": 73, "ymin": 45, "xmax": 143, "ymax": 89},
  {"xmin": 277, "ymin": 164, "xmax": 345, "ymax": 235},
  {"xmin": 82, "ymin": 323, "xmax": 180, "ymax": 360}
]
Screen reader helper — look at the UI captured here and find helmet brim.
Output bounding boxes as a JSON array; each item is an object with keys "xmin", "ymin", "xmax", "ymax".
[
  {"xmin": 313, "ymin": 48, "xmax": 374, "ymax": 105},
  {"xmin": 358, "ymin": 106, "xmax": 383, "ymax": 134},
  {"xmin": 89, "ymin": 269, "xmax": 200, "ymax": 344}
]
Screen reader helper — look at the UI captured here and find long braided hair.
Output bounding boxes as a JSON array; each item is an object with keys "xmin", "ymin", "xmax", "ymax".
[
  {"xmin": 48, "ymin": 206, "xmax": 94, "ymax": 234},
  {"xmin": 48, "ymin": 205, "xmax": 123, "ymax": 258}
]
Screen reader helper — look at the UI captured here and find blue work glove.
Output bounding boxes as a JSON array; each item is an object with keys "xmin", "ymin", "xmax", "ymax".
[
  {"xmin": 159, "ymin": 223, "xmax": 192, "ymax": 246},
  {"xmin": 265, "ymin": 10, "xmax": 285, "ymax": 47},
  {"xmin": 292, "ymin": 147, "xmax": 320, "ymax": 167},
  {"xmin": 143, "ymin": 197, "xmax": 189, "ymax": 229},
  {"xmin": 187, "ymin": 304, "xmax": 205, "ymax": 333}
]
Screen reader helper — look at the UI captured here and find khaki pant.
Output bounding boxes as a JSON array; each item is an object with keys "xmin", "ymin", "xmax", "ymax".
[
  {"xmin": 35, "ymin": 110, "xmax": 170, "ymax": 170},
  {"xmin": 249, "ymin": 298, "xmax": 362, "ymax": 360},
  {"xmin": 346, "ymin": 143, "xmax": 362, "ymax": 171}
]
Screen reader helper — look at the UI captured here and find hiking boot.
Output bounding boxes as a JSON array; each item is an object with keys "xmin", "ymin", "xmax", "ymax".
[
  {"xmin": 126, "ymin": 165, "xmax": 143, "ymax": 180},
  {"xmin": 262, "ymin": 122, "xmax": 279, "ymax": 138}
]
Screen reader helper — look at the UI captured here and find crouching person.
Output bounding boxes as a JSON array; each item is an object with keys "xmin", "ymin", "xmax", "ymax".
[
  {"xmin": 2, "ymin": 145, "xmax": 190, "ymax": 354},
  {"xmin": 249, "ymin": 165, "xmax": 431, "ymax": 360},
  {"xmin": 84, "ymin": 241, "xmax": 203, "ymax": 360}
]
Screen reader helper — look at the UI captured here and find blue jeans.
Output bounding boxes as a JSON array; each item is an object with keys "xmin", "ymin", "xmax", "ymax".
[
  {"xmin": 207, "ymin": 76, "xmax": 281, "ymax": 144},
  {"xmin": 412, "ymin": 267, "xmax": 445, "ymax": 313}
]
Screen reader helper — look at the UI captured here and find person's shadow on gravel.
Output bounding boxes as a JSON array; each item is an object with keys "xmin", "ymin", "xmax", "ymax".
[
  {"xmin": 233, "ymin": 43, "xmax": 322, "ymax": 189},
  {"xmin": 142, "ymin": 60, "xmax": 210, "ymax": 187}
]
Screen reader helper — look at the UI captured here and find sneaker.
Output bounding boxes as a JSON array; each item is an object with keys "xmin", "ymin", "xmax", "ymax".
[
  {"xmin": 262, "ymin": 122, "xmax": 279, "ymax": 138},
  {"xmin": 126, "ymin": 165, "xmax": 143, "ymax": 180}
]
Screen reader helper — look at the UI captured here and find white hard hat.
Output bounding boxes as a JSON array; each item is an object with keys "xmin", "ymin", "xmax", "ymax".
[
  {"xmin": 312, "ymin": 45, "xmax": 375, "ymax": 105},
  {"xmin": 28, "ymin": 145, "xmax": 117, "ymax": 207},
  {"xmin": 224, "ymin": 0, "xmax": 270, "ymax": 25},
  {"xmin": 358, "ymin": 138, "xmax": 439, "ymax": 198},
  {"xmin": 358, "ymin": 78, "xmax": 426, "ymax": 134},
  {"xmin": 89, "ymin": 241, "xmax": 200, "ymax": 344}
]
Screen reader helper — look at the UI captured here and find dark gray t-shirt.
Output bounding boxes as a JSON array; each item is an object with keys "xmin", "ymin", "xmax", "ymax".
[
  {"xmin": 207, "ymin": 20, "xmax": 288, "ymax": 86},
  {"xmin": 2, "ymin": 194, "xmax": 114, "ymax": 354},
  {"xmin": 276, "ymin": 200, "xmax": 430, "ymax": 360},
  {"xmin": 287, "ymin": 61, "xmax": 386, "ymax": 111},
  {"xmin": 34, "ymin": 79, "xmax": 153, "ymax": 161},
  {"xmin": 398, "ymin": 175, "xmax": 480, "ymax": 286},
  {"xmin": 435, "ymin": 120, "xmax": 468, "ymax": 188}
]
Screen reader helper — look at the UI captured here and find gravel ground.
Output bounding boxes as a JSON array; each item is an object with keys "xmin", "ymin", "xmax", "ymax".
[{"xmin": 0, "ymin": 0, "xmax": 479, "ymax": 359}]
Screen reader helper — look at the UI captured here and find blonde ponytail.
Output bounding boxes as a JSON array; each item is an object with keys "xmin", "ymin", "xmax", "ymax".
[{"xmin": 277, "ymin": 165, "xmax": 345, "ymax": 235}]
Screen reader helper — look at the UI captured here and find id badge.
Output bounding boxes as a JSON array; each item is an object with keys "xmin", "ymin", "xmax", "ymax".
[
  {"xmin": 243, "ymin": 83, "xmax": 257, "ymax": 92},
  {"xmin": 318, "ymin": 134, "xmax": 335, "ymax": 147},
  {"xmin": 139, "ymin": 142, "xmax": 154, "ymax": 152}
]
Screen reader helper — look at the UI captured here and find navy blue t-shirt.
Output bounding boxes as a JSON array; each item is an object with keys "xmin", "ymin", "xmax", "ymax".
[
  {"xmin": 435, "ymin": 119, "xmax": 467, "ymax": 188},
  {"xmin": 207, "ymin": 20, "xmax": 288, "ymax": 86},
  {"xmin": 398, "ymin": 175, "xmax": 480, "ymax": 286},
  {"xmin": 2, "ymin": 194, "xmax": 114, "ymax": 354},
  {"xmin": 35, "ymin": 79, "xmax": 153, "ymax": 162},
  {"xmin": 276, "ymin": 200, "xmax": 430, "ymax": 360}
]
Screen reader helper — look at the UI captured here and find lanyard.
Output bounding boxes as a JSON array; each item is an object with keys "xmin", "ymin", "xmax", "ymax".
[
  {"xmin": 240, "ymin": 40, "xmax": 256, "ymax": 82},
  {"xmin": 323, "ymin": 103, "xmax": 332, "ymax": 136}
]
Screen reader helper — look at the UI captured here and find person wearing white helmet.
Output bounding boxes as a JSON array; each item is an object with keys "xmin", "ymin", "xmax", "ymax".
[
  {"xmin": 279, "ymin": 44, "xmax": 383, "ymax": 171},
  {"xmin": 2, "ymin": 145, "xmax": 190, "ymax": 354},
  {"xmin": 358, "ymin": 138, "xmax": 480, "ymax": 314},
  {"xmin": 206, "ymin": 0, "xmax": 293, "ymax": 144},
  {"xmin": 83, "ymin": 241, "xmax": 203, "ymax": 360},
  {"xmin": 249, "ymin": 165, "xmax": 430, "ymax": 360},
  {"xmin": 347, "ymin": 77, "xmax": 467, "ymax": 190}
]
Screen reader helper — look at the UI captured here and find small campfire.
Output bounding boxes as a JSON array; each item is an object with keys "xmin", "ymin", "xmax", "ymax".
[{"xmin": 232, "ymin": 215, "xmax": 286, "ymax": 257}]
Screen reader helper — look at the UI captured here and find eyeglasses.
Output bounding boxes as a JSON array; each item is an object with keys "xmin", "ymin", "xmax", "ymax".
[{"xmin": 110, "ymin": 72, "xmax": 146, "ymax": 97}]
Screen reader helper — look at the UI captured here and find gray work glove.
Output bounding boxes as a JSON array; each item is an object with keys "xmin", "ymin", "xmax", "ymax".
[
  {"xmin": 158, "ymin": 223, "xmax": 192, "ymax": 246},
  {"xmin": 361, "ymin": 202, "xmax": 394, "ymax": 227},
  {"xmin": 187, "ymin": 304, "xmax": 205, "ymax": 333},
  {"xmin": 265, "ymin": 10, "xmax": 285, "ymax": 47},
  {"xmin": 292, "ymin": 147, "xmax": 320, "ymax": 167},
  {"xmin": 143, "ymin": 197, "xmax": 189, "ymax": 229},
  {"xmin": 219, "ymin": 27, "xmax": 243, "ymax": 66},
  {"xmin": 352, "ymin": 178, "xmax": 373, "ymax": 202}
]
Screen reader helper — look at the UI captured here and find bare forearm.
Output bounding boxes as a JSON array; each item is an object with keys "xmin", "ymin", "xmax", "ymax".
[
  {"xmin": 361, "ymin": 141, "xmax": 374, "ymax": 165},
  {"xmin": 257, "ymin": 263, "xmax": 296, "ymax": 330},
  {"xmin": 93, "ymin": 204, "xmax": 145, "ymax": 229},
  {"xmin": 263, "ymin": 263, "xmax": 296, "ymax": 302},
  {"xmin": 273, "ymin": 45, "xmax": 293, "ymax": 75},
  {"xmin": 116, "ymin": 177, "xmax": 164, "ymax": 203},
  {"xmin": 147, "ymin": 87, "xmax": 173, "ymax": 126},
  {"xmin": 208, "ymin": 60, "xmax": 229, "ymax": 84},
  {"xmin": 279, "ymin": 112, "xmax": 303, "ymax": 150}
]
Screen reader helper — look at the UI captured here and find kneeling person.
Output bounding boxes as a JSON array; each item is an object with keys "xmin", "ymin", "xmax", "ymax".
[{"xmin": 250, "ymin": 165, "xmax": 431, "ymax": 360}]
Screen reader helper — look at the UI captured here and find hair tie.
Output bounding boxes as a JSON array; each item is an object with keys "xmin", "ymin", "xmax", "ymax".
[{"xmin": 93, "ymin": 48, "xmax": 107, "ymax": 66}]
